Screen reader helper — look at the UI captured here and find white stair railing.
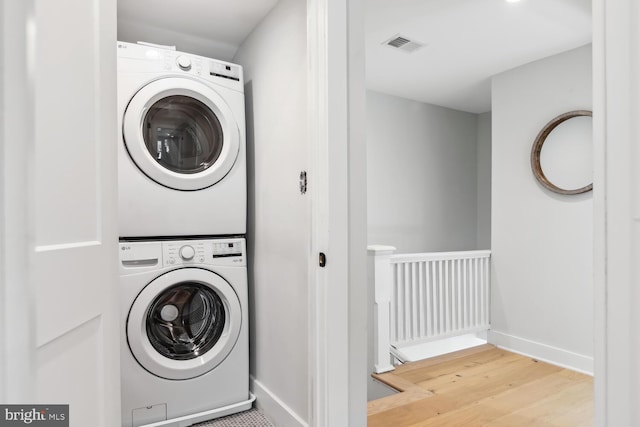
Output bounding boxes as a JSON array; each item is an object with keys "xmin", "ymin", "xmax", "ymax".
[{"xmin": 369, "ymin": 246, "xmax": 491, "ymax": 373}]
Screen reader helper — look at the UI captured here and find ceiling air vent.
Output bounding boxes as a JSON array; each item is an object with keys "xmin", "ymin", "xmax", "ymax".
[{"xmin": 383, "ymin": 34, "xmax": 425, "ymax": 53}]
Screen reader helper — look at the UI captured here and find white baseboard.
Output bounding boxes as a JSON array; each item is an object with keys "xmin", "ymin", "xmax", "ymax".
[
  {"xmin": 250, "ymin": 376, "xmax": 308, "ymax": 427},
  {"xmin": 487, "ymin": 330, "xmax": 594, "ymax": 375}
]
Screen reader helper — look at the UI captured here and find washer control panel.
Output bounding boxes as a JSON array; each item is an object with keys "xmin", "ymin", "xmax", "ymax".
[
  {"xmin": 120, "ymin": 238, "xmax": 246, "ymax": 270},
  {"xmin": 162, "ymin": 238, "xmax": 246, "ymax": 267},
  {"xmin": 212, "ymin": 241, "xmax": 243, "ymax": 258}
]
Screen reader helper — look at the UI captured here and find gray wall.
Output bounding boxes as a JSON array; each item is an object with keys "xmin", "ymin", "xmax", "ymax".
[
  {"xmin": 233, "ymin": 0, "xmax": 309, "ymax": 423},
  {"xmin": 490, "ymin": 45, "xmax": 593, "ymax": 372},
  {"xmin": 366, "ymin": 90, "xmax": 483, "ymax": 253}
]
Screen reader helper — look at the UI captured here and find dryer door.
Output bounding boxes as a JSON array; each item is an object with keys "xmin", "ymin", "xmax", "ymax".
[
  {"xmin": 127, "ymin": 268, "xmax": 241, "ymax": 380},
  {"xmin": 122, "ymin": 77, "xmax": 240, "ymax": 191}
]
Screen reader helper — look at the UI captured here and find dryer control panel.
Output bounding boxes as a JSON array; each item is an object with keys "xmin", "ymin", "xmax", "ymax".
[{"xmin": 116, "ymin": 41, "xmax": 244, "ymax": 92}]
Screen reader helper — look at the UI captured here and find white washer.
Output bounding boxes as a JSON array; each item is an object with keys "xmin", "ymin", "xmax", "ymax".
[
  {"xmin": 119, "ymin": 237, "xmax": 252, "ymax": 427},
  {"xmin": 117, "ymin": 41, "xmax": 246, "ymax": 238}
]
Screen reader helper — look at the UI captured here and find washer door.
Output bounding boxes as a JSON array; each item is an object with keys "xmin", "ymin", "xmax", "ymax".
[
  {"xmin": 127, "ymin": 268, "xmax": 241, "ymax": 380},
  {"xmin": 123, "ymin": 77, "xmax": 240, "ymax": 191}
]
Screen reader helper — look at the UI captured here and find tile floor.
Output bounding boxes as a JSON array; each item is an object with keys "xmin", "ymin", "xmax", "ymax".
[{"xmin": 194, "ymin": 408, "xmax": 274, "ymax": 427}]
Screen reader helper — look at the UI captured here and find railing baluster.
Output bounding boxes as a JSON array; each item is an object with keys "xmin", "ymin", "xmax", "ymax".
[
  {"xmin": 411, "ymin": 262, "xmax": 418, "ymax": 341},
  {"xmin": 404, "ymin": 262, "xmax": 411, "ymax": 342},
  {"xmin": 451, "ymin": 259, "xmax": 456, "ymax": 332},
  {"xmin": 460, "ymin": 259, "xmax": 465, "ymax": 329},
  {"xmin": 436, "ymin": 260, "xmax": 444, "ymax": 334},
  {"xmin": 468, "ymin": 258, "xmax": 472, "ymax": 328},
  {"xmin": 430, "ymin": 261, "xmax": 435, "ymax": 336},
  {"xmin": 444, "ymin": 258, "xmax": 450, "ymax": 334},
  {"xmin": 480, "ymin": 258, "xmax": 484, "ymax": 326},
  {"xmin": 485, "ymin": 256, "xmax": 491, "ymax": 326},
  {"xmin": 418, "ymin": 262, "xmax": 423, "ymax": 340},
  {"xmin": 476, "ymin": 257, "xmax": 481, "ymax": 327},
  {"xmin": 396, "ymin": 263, "xmax": 403, "ymax": 342},
  {"xmin": 424, "ymin": 261, "xmax": 433, "ymax": 336},
  {"xmin": 480, "ymin": 258, "xmax": 484, "ymax": 327}
]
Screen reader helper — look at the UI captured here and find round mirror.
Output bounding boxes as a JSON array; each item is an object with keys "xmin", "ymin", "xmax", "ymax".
[{"xmin": 530, "ymin": 110, "xmax": 593, "ymax": 195}]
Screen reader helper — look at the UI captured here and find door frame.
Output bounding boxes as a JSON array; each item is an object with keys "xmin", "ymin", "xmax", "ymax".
[
  {"xmin": 306, "ymin": 0, "xmax": 640, "ymax": 425},
  {"xmin": 307, "ymin": 0, "xmax": 367, "ymax": 425},
  {"xmin": 593, "ymin": 0, "xmax": 640, "ymax": 425}
]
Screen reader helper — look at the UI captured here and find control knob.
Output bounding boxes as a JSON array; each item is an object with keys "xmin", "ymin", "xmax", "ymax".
[
  {"xmin": 176, "ymin": 55, "xmax": 192, "ymax": 71},
  {"xmin": 179, "ymin": 245, "xmax": 195, "ymax": 260}
]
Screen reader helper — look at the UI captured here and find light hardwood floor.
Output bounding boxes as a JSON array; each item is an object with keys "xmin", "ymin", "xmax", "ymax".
[{"xmin": 368, "ymin": 344, "xmax": 593, "ymax": 427}]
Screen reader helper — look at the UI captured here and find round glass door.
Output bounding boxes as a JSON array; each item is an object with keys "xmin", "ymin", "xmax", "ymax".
[
  {"xmin": 128, "ymin": 268, "xmax": 241, "ymax": 380},
  {"xmin": 143, "ymin": 96, "xmax": 224, "ymax": 175},
  {"xmin": 146, "ymin": 282, "xmax": 225, "ymax": 360},
  {"xmin": 123, "ymin": 78, "xmax": 240, "ymax": 191}
]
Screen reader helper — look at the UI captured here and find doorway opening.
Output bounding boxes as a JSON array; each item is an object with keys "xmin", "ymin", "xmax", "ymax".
[{"xmin": 364, "ymin": 0, "xmax": 595, "ymax": 424}]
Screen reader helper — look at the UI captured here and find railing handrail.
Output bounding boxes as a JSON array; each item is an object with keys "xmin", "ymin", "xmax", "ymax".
[{"xmin": 390, "ymin": 249, "xmax": 491, "ymax": 263}]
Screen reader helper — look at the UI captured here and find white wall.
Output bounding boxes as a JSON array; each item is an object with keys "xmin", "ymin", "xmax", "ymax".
[
  {"xmin": 366, "ymin": 90, "xmax": 479, "ymax": 253},
  {"xmin": 490, "ymin": 45, "xmax": 593, "ymax": 373},
  {"xmin": 118, "ymin": 18, "xmax": 239, "ymax": 61},
  {"xmin": 233, "ymin": 0, "xmax": 309, "ymax": 424},
  {"xmin": 476, "ymin": 112, "xmax": 492, "ymax": 249}
]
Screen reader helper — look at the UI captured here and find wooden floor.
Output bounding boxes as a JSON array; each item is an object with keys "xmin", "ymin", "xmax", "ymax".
[{"xmin": 368, "ymin": 344, "xmax": 593, "ymax": 427}]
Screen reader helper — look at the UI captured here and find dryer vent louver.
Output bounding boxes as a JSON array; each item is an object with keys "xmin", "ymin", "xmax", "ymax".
[{"xmin": 383, "ymin": 34, "xmax": 425, "ymax": 53}]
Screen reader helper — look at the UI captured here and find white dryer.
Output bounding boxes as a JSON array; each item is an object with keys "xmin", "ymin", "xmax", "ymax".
[
  {"xmin": 119, "ymin": 237, "xmax": 252, "ymax": 427},
  {"xmin": 117, "ymin": 42, "xmax": 246, "ymax": 238}
]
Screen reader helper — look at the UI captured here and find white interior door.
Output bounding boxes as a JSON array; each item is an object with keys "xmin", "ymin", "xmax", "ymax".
[{"xmin": 1, "ymin": 0, "xmax": 120, "ymax": 425}]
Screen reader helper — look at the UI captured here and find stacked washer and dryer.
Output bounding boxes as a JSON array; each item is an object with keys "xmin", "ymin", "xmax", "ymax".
[{"xmin": 117, "ymin": 41, "xmax": 252, "ymax": 427}]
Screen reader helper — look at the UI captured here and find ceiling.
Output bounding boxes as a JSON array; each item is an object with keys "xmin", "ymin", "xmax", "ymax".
[
  {"xmin": 366, "ymin": 0, "xmax": 592, "ymax": 113},
  {"xmin": 117, "ymin": 0, "xmax": 592, "ymax": 114}
]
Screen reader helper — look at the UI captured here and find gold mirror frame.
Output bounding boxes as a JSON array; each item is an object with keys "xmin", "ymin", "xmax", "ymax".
[{"xmin": 530, "ymin": 110, "xmax": 593, "ymax": 195}]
